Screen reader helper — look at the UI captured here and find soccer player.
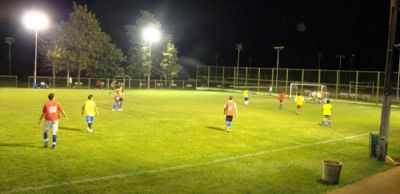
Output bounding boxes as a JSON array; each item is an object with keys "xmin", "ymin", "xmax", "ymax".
[
  {"xmin": 278, "ymin": 91, "xmax": 285, "ymax": 109},
  {"xmin": 112, "ymin": 86, "xmax": 124, "ymax": 111},
  {"xmin": 321, "ymin": 100, "xmax": 333, "ymax": 127},
  {"xmin": 243, "ymin": 88, "xmax": 250, "ymax": 105},
  {"xmin": 38, "ymin": 93, "xmax": 67, "ymax": 149},
  {"xmin": 224, "ymin": 96, "xmax": 238, "ymax": 132},
  {"xmin": 82, "ymin": 94, "xmax": 99, "ymax": 133},
  {"xmin": 295, "ymin": 93, "xmax": 305, "ymax": 114}
]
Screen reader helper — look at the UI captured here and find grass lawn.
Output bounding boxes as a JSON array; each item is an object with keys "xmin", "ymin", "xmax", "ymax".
[{"xmin": 0, "ymin": 88, "xmax": 399, "ymax": 194}]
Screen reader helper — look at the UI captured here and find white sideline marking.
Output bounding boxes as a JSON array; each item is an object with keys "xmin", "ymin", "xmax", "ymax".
[{"xmin": 2, "ymin": 133, "xmax": 367, "ymax": 194}]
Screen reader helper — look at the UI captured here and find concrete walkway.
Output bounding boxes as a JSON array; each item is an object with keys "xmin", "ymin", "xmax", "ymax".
[{"xmin": 328, "ymin": 166, "xmax": 400, "ymax": 194}]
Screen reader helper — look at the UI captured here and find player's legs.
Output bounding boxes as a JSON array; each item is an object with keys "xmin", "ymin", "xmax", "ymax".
[
  {"xmin": 86, "ymin": 115, "xmax": 94, "ymax": 133},
  {"xmin": 226, "ymin": 116, "xmax": 233, "ymax": 132},
  {"xmin": 296, "ymin": 105, "xmax": 301, "ymax": 114},
  {"xmin": 43, "ymin": 122, "xmax": 51, "ymax": 148},
  {"xmin": 279, "ymin": 100, "xmax": 283, "ymax": 109},
  {"xmin": 327, "ymin": 115, "xmax": 332, "ymax": 127},
  {"xmin": 51, "ymin": 121, "xmax": 59, "ymax": 149}
]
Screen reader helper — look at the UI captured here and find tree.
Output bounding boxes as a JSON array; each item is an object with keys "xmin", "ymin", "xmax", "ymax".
[
  {"xmin": 41, "ymin": 2, "xmax": 125, "ymax": 84},
  {"xmin": 159, "ymin": 37, "xmax": 181, "ymax": 85},
  {"xmin": 40, "ymin": 23, "xmax": 70, "ymax": 87},
  {"xmin": 126, "ymin": 10, "xmax": 162, "ymax": 79}
]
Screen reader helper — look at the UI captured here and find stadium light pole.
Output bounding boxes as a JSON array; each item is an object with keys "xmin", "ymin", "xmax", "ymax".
[
  {"xmin": 395, "ymin": 43, "xmax": 400, "ymax": 101},
  {"xmin": 142, "ymin": 27, "xmax": 161, "ymax": 89},
  {"xmin": 274, "ymin": 46, "xmax": 284, "ymax": 92},
  {"xmin": 235, "ymin": 44, "xmax": 242, "ymax": 86},
  {"xmin": 336, "ymin": 55, "xmax": 345, "ymax": 70},
  {"xmin": 5, "ymin": 37, "xmax": 14, "ymax": 75},
  {"xmin": 22, "ymin": 10, "xmax": 49, "ymax": 86}
]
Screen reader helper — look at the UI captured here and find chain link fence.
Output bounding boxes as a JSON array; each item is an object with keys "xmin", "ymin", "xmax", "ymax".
[
  {"xmin": 196, "ymin": 65, "xmax": 400, "ymax": 104},
  {"xmin": 25, "ymin": 76, "xmax": 197, "ymax": 90}
]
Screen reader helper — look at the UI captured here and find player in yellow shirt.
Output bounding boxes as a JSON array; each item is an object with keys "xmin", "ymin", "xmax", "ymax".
[
  {"xmin": 321, "ymin": 100, "xmax": 332, "ymax": 127},
  {"xmin": 243, "ymin": 88, "xmax": 250, "ymax": 105},
  {"xmin": 82, "ymin": 94, "xmax": 98, "ymax": 133},
  {"xmin": 295, "ymin": 93, "xmax": 305, "ymax": 114}
]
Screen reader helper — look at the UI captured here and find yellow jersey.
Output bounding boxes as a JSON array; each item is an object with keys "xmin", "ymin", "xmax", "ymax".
[
  {"xmin": 295, "ymin": 96, "xmax": 304, "ymax": 105},
  {"xmin": 243, "ymin": 90, "xmax": 249, "ymax": 98},
  {"xmin": 322, "ymin": 104, "xmax": 332, "ymax": 115},
  {"xmin": 83, "ymin": 100, "xmax": 97, "ymax": 116}
]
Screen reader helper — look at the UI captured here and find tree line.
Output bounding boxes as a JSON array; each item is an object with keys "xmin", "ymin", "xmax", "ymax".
[{"xmin": 40, "ymin": 2, "xmax": 181, "ymax": 85}]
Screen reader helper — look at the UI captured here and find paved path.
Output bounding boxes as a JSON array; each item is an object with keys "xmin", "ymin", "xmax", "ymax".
[{"xmin": 328, "ymin": 166, "xmax": 400, "ymax": 194}]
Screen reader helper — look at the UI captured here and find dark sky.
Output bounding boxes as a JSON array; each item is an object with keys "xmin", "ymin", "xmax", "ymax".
[{"xmin": 0, "ymin": 0, "xmax": 395, "ymax": 77}]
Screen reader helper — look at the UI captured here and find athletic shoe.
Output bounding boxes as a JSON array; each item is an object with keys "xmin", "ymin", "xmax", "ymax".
[
  {"xmin": 87, "ymin": 127, "xmax": 93, "ymax": 133},
  {"xmin": 52, "ymin": 144, "xmax": 56, "ymax": 149},
  {"xmin": 44, "ymin": 141, "xmax": 48, "ymax": 148}
]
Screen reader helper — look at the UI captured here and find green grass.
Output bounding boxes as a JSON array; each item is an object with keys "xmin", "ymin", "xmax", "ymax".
[{"xmin": 0, "ymin": 88, "xmax": 399, "ymax": 194}]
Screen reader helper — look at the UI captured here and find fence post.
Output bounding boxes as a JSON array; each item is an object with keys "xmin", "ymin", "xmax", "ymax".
[
  {"xmin": 336, "ymin": 70, "xmax": 340, "ymax": 99},
  {"xmin": 222, "ymin": 66, "xmax": 225, "ymax": 89},
  {"xmin": 257, "ymin": 68, "xmax": 260, "ymax": 94},
  {"xmin": 285, "ymin": 68, "xmax": 289, "ymax": 93},
  {"xmin": 129, "ymin": 78, "xmax": 131, "ymax": 89},
  {"xmin": 182, "ymin": 80, "xmax": 185, "ymax": 89},
  {"xmin": 318, "ymin": 69, "xmax": 321, "ymax": 86},
  {"xmin": 88, "ymin": 78, "xmax": 91, "ymax": 89},
  {"xmin": 355, "ymin": 71, "xmax": 359, "ymax": 101},
  {"xmin": 154, "ymin": 80, "xmax": 157, "ymax": 89},
  {"xmin": 271, "ymin": 68, "xmax": 274, "ymax": 90},
  {"xmin": 245, "ymin": 67, "xmax": 248, "ymax": 87},
  {"xmin": 16, "ymin": 76, "xmax": 18, "ymax": 88},
  {"xmin": 234, "ymin": 67, "xmax": 237, "ymax": 87},
  {"xmin": 301, "ymin": 69, "xmax": 304, "ymax": 92},
  {"xmin": 376, "ymin": 72, "xmax": 380, "ymax": 104},
  {"xmin": 207, "ymin": 65, "xmax": 210, "ymax": 88},
  {"xmin": 196, "ymin": 64, "xmax": 198, "ymax": 89}
]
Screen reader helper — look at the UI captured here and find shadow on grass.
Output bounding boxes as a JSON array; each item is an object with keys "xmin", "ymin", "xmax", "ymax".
[
  {"xmin": 207, "ymin": 126, "xmax": 226, "ymax": 132},
  {"xmin": 0, "ymin": 142, "xmax": 37, "ymax": 148},
  {"xmin": 59, "ymin": 126, "xmax": 84, "ymax": 133},
  {"xmin": 315, "ymin": 178, "xmax": 337, "ymax": 185}
]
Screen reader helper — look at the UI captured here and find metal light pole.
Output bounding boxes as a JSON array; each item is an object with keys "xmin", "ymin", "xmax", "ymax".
[
  {"xmin": 317, "ymin": 52, "xmax": 323, "ymax": 70},
  {"xmin": 274, "ymin": 46, "xmax": 284, "ymax": 92},
  {"xmin": 395, "ymin": 43, "xmax": 400, "ymax": 101},
  {"xmin": 378, "ymin": 0, "xmax": 397, "ymax": 161},
  {"xmin": 5, "ymin": 37, "xmax": 14, "ymax": 75},
  {"xmin": 142, "ymin": 27, "xmax": 161, "ymax": 89},
  {"xmin": 22, "ymin": 11, "xmax": 49, "ymax": 86},
  {"xmin": 235, "ymin": 44, "xmax": 242, "ymax": 86},
  {"xmin": 336, "ymin": 55, "xmax": 345, "ymax": 70}
]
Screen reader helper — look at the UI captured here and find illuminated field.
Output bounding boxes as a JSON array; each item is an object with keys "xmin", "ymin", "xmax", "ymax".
[{"xmin": 0, "ymin": 89, "xmax": 399, "ymax": 194}]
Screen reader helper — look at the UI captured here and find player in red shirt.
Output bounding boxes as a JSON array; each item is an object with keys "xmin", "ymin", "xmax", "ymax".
[
  {"xmin": 224, "ymin": 96, "xmax": 238, "ymax": 133},
  {"xmin": 38, "ymin": 93, "xmax": 67, "ymax": 149},
  {"xmin": 278, "ymin": 91, "xmax": 285, "ymax": 110}
]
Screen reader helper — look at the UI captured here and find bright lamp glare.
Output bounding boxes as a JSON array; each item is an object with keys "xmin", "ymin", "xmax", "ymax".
[
  {"xmin": 22, "ymin": 11, "xmax": 49, "ymax": 30},
  {"xmin": 142, "ymin": 27, "xmax": 161, "ymax": 43}
]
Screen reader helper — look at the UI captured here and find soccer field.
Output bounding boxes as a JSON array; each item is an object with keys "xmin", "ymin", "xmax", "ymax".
[{"xmin": 0, "ymin": 88, "xmax": 399, "ymax": 194}]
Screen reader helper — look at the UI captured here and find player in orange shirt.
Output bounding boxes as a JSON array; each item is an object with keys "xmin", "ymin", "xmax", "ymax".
[
  {"xmin": 278, "ymin": 91, "xmax": 285, "ymax": 110},
  {"xmin": 224, "ymin": 96, "xmax": 238, "ymax": 132},
  {"xmin": 38, "ymin": 93, "xmax": 67, "ymax": 149}
]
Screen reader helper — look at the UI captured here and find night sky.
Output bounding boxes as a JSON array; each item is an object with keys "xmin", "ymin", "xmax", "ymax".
[{"xmin": 0, "ymin": 0, "xmax": 395, "ymax": 77}]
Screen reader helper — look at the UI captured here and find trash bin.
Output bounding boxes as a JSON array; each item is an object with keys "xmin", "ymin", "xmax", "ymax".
[
  {"xmin": 322, "ymin": 160, "xmax": 342, "ymax": 184},
  {"xmin": 369, "ymin": 132, "xmax": 379, "ymax": 158}
]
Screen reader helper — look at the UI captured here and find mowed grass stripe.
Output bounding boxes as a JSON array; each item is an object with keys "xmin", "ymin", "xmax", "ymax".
[{"xmin": 2, "ymin": 133, "xmax": 367, "ymax": 194}]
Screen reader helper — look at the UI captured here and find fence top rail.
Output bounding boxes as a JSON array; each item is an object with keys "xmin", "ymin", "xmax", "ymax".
[
  {"xmin": 199, "ymin": 65, "xmax": 387, "ymax": 73},
  {"xmin": 0, "ymin": 75, "xmax": 18, "ymax": 78}
]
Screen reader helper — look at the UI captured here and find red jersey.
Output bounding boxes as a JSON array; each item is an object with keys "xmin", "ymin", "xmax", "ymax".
[
  {"xmin": 224, "ymin": 101, "xmax": 237, "ymax": 116},
  {"xmin": 42, "ymin": 101, "xmax": 64, "ymax": 121},
  {"xmin": 278, "ymin": 92, "xmax": 285, "ymax": 101}
]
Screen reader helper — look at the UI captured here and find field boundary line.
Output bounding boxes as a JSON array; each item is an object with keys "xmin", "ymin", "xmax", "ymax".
[{"xmin": 2, "ymin": 133, "xmax": 367, "ymax": 194}]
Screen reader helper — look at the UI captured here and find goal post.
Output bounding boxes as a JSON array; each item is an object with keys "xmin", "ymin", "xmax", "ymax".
[
  {"xmin": 289, "ymin": 82, "xmax": 328, "ymax": 100},
  {"xmin": 349, "ymin": 81, "xmax": 374, "ymax": 99},
  {"xmin": 114, "ymin": 75, "xmax": 132, "ymax": 89}
]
